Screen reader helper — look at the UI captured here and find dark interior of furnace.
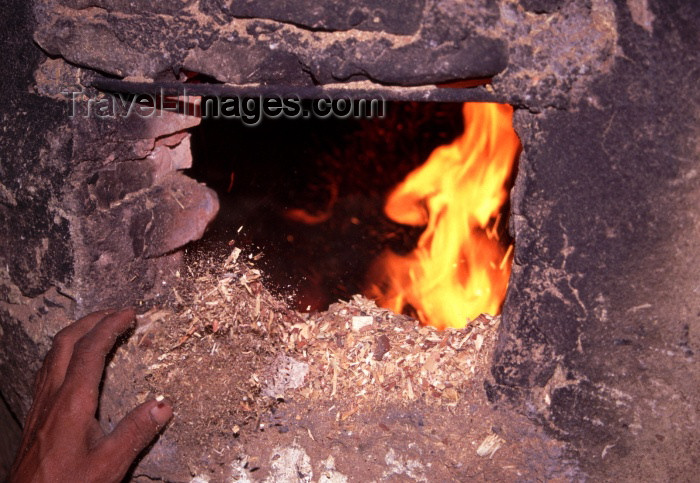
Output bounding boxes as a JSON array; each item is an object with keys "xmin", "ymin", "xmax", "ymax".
[{"xmin": 187, "ymin": 102, "xmax": 466, "ymax": 312}]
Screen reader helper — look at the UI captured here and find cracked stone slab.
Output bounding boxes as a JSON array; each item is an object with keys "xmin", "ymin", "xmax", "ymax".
[
  {"xmin": 200, "ymin": 0, "xmax": 427, "ymax": 35},
  {"xmin": 34, "ymin": 0, "xmax": 510, "ymax": 86}
]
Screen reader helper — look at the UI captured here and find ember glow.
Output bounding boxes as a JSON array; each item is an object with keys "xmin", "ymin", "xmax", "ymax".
[{"xmin": 367, "ymin": 103, "xmax": 520, "ymax": 329}]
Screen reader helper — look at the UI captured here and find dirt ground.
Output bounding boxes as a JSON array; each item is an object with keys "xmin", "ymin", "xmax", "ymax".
[{"xmin": 98, "ymin": 243, "xmax": 576, "ymax": 482}]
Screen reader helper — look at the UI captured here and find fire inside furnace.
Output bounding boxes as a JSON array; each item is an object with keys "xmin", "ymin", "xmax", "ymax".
[{"xmin": 187, "ymin": 102, "xmax": 520, "ymax": 330}]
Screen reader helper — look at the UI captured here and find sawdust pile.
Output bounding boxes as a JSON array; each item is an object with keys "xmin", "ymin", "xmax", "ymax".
[{"xmin": 125, "ymin": 244, "xmax": 500, "ymax": 455}]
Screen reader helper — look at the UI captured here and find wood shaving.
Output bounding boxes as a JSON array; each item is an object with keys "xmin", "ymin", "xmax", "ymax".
[{"xmin": 117, "ymin": 243, "xmax": 501, "ymax": 467}]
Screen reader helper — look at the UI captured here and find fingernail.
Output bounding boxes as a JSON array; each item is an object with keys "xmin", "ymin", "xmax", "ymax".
[{"xmin": 149, "ymin": 400, "xmax": 173, "ymax": 426}]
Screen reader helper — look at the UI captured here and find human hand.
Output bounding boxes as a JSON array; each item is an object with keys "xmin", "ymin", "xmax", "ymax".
[{"xmin": 10, "ymin": 309, "xmax": 173, "ymax": 483}]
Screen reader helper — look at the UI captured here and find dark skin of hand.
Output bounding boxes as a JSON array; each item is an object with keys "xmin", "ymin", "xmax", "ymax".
[{"xmin": 9, "ymin": 309, "xmax": 173, "ymax": 483}]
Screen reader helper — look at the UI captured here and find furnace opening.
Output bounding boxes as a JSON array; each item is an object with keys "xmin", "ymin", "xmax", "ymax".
[{"xmin": 186, "ymin": 101, "xmax": 519, "ymax": 329}]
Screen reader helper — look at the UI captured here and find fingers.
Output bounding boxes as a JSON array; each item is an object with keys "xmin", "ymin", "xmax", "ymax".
[
  {"xmin": 59, "ymin": 309, "xmax": 136, "ymax": 416},
  {"xmin": 94, "ymin": 399, "xmax": 173, "ymax": 477},
  {"xmin": 18, "ymin": 311, "xmax": 115, "ymax": 458},
  {"xmin": 39, "ymin": 311, "xmax": 112, "ymax": 393}
]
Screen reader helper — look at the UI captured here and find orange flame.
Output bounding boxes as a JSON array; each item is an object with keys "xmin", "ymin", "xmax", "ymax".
[{"xmin": 367, "ymin": 102, "xmax": 520, "ymax": 329}]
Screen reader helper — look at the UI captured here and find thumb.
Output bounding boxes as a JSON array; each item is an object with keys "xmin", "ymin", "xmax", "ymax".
[{"xmin": 95, "ymin": 399, "xmax": 173, "ymax": 475}]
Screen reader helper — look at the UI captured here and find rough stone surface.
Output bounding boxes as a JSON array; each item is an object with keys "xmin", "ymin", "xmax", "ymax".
[
  {"xmin": 488, "ymin": 0, "xmax": 700, "ymax": 479},
  {"xmin": 0, "ymin": 0, "xmax": 219, "ymax": 433},
  {"xmin": 491, "ymin": 0, "xmax": 619, "ymax": 109},
  {"xmin": 0, "ymin": 0, "xmax": 77, "ymax": 433},
  {"xmin": 30, "ymin": 0, "xmax": 618, "ymax": 102},
  {"xmin": 519, "ymin": 0, "xmax": 566, "ymax": 13},
  {"xmin": 63, "ymin": 109, "xmax": 219, "ymax": 313},
  {"xmin": 184, "ymin": 40, "xmax": 313, "ymax": 85},
  {"xmin": 200, "ymin": 0, "xmax": 427, "ymax": 35},
  {"xmin": 34, "ymin": 0, "xmax": 508, "ymax": 85},
  {"xmin": 301, "ymin": 37, "xmax": 507, "ymax": 86},
  {"xmin": 34, "ymin": 5, "xmax": 219, "ymax": 78},
  {"xmin": 59, "ymin": 0, "xmax": 195, "ymax": 16}
]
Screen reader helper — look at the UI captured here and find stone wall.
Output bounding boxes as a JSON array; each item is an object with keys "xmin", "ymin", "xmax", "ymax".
[
  {"xmin": 0, "ymin": 0, "xmax": 218, "ymax": 426},
  {"xmin": 489, "ymin": 4, "xmax": 699, "ymax": 479},
  {"xmin": 0, "ymin": 0, "xmax": 698, "ymax": 480}
]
